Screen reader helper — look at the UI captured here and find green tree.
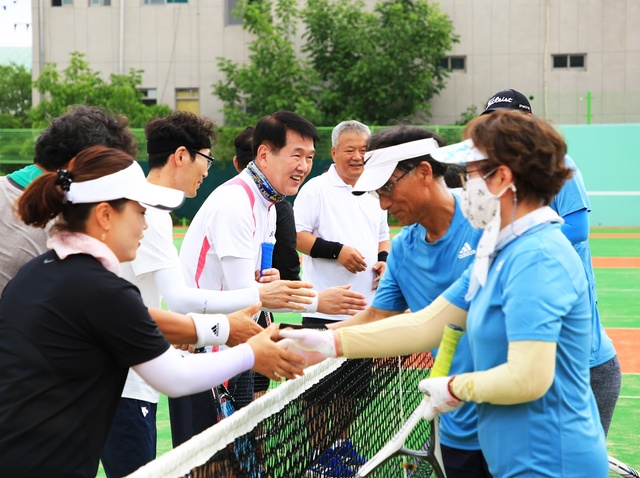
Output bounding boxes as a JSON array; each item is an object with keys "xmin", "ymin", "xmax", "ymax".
[
  {"xmin": 0, "ymin": 63, "xmax": 32, "ymax": 128},
  {"xmin": 213, "ymin": 0, "xmax": 322, "ymax": 126},
  {"xmin": 303, "ymin": 0, "xmax": 457, "ymax": 125},
  {"xmin": 30, "ymin": 52, "xmax": 170, "ymax": 128},
  {"xmin": 213, "ymin": 0, "xmax": 457, "ymax": 126},
  {"xmin": 454, "ymin": 105, "xmax": 478, "ymax": 126}
]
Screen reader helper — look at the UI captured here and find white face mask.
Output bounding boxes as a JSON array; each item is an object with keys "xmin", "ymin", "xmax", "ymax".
[{"xmin": 461, "ymin": 175, "xmax": 514, "ymax": 229}]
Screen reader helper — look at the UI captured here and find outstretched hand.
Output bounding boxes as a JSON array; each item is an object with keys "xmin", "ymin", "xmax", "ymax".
[
  {"xmin": 258, "ymin": 280, "xmax": 316, "ymax": 310},
  {"xmin": 226, "ymin": 302, "xmax": 264, "ymax": 347},
  {"xmin": 278, "ymin": 328, "xmax": 339, "ymax": 358},
  {"xmin": 277, "ymin": 338, "xmax": 328, "ymax": 368},
  {"xmin": 248, "ymin": 324, "xmax": 305, "ymax": 381},
  {"xmin": 317, "ymin": 285, "xmax": 367, "ymax": 315}
]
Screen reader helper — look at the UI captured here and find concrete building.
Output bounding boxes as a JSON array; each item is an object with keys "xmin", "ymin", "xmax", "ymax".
[{"xmin": 30, "ymin": 0, "xmax": 640, "ymax": 125}]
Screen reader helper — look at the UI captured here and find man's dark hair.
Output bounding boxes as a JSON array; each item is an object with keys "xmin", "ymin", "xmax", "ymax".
[
  {"xmin": 34, "ymin": 105, "xmax": 138, "ymax": 171},
  {"xmin": 252, "ymin": 111, "xmax": 320, "ymax": 158},
  {"xmin": 145, "ymin": 111, "xmax": 217, "ymax": 169},
  {"xmin": 367, "ymin": 125, "xmax": 449, "ymax": 178},
  {"xmin": 234, "ymin": 126, "xmax": 255, "ymax": 170}
]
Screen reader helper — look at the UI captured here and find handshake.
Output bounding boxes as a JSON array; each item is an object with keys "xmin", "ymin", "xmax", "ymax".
[{"xmin": 276, "ymin": 328, "xmax": 340, "ymax": 368}]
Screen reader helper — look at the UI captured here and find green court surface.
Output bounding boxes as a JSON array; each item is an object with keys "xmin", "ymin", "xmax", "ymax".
[{"xmin": 96, "ymin": 229, "xmax": 640, "ymax": 477}]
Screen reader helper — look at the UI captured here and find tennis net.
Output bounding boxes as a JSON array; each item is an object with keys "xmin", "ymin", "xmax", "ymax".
[{"xmin": 127, "ymin": 352, "xmax": 437, "ymax": 478}]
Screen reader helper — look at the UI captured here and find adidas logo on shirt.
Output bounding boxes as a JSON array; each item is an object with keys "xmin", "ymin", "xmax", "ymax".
[
  {"xmin": 458, "ymin": 242, "xmax": 476, "ymax": 259},
  {"xmin": 211, "ymin": 324, "xmax": 219, "ymax": 336}
]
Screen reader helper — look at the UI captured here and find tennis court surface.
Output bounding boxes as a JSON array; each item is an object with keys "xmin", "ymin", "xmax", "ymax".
[{"xmin": 97, "ymin": 227, "xmax": 640, "ymax": 477}]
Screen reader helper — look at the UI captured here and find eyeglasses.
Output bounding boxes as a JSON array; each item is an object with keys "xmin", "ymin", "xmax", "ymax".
[
  {"xmin": 458, "ymin": 167, "xmax": 497, "ymax": 188},
  {"xmin": 188, "ymin": 149, "xmax": 214, "ymax": 171},
  {"xmin": 370, "ymin": 168, "xmax": 413, "ymax": 199}
]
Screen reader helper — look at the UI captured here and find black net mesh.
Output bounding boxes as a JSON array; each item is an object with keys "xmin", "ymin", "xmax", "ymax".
[{"xmin": 130, "ymin": 354, "xmax": 439, "ymax": 478}]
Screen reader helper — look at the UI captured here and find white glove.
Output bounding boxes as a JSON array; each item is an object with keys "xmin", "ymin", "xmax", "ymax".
[
  {"xmin": 277, "ymin": 338, "xmax": 328, "ymax": 368},
  {"xmin": 187, "ymin": 313, "xmax": 231, "ymax": 348},
  {"xmin": 278, "ymin": 329, "xmax": 338, "ymax": 358},
  {"xmin": 418, "ymin": 376, "xmax": 463, "ymax": 417}
]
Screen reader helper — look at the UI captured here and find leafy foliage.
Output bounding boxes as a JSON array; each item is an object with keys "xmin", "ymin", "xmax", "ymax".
[
  {"xmin": 213, "ymin": 0, "xmax": 323, "ymax": 127},
  {"xmin": 454, "ymin": 105, "xmax": 479, "ymax": 126},
  {"xmin": 29, "ymin": 52, "xmax": 171, "ymax": 128},
  {"xmin": 0, "ymin": 63, "xmax": 32, "ymax": 128},
  {"xmin": 304, "ymin": 0, "xmax": 456, "ymax": 125},
  {"xmin": 213, "ymin": 0, "xmax": 458, "ymax": 126}
]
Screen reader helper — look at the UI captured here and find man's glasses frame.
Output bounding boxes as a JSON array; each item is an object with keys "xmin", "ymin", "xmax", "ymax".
[
  {"xmin": 370, "ymin": 167, "xmax": 414, "ymax": 199},
  {"xmin": 188, "ymin": 148, "xmax": 214, "ymax": 171}
]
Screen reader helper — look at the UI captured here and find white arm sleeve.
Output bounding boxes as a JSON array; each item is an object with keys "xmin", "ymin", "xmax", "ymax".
[
  {"xmin": 154, "ymin": 266, "xmax": 260, "ymax": 314},
  {"xmin": 220, "ymin": 256, "xmax": 259, "ymax": 290},
  {"xmin": 132, "ymin": 345, "xmax": 255, "ymax": 398}
]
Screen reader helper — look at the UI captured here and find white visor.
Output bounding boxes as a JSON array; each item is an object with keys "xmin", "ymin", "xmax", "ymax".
[
  {"xmin": 429, "ymin": 139, "xmax": 488, "ymax": 165},
  {"xmin": 65, "ymin": 161, "xmax": 185, "ymax": 210},
  {"xmin": 352, "ymin": 138, "xmax": 440, "ymax": 194}
]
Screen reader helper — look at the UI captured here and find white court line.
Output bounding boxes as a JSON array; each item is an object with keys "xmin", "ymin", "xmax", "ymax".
[{"xmin": 588, "ymin": 191, "xmax": 640, "ymax": 196}]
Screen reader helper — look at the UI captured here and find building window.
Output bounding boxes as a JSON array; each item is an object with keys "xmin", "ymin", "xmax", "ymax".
[
  {"xmin": 227, "ymin": 0, "xmax": 243, "ymax": 25},
  {"xmin": 439, "ymin": 56, "xmax": 466, "ymax": 71},
  {"xmin": 52, "ymin": 0, "xmax": 73, "ymax": 6},
  {"xmin": 139, "ymin": 88, "xmax": 158, "ymax": 106},
  {"xmin": 176, "ymin": 88, "xmax": 199, "ymax": 115},
  {"xmin": 143, "ymin": 0, "xmax": 187, "ymax": 4},
  {"xmin": 89, "ymin": 0, "xmax": 111, "ymax": 5},
  {"xmin": 552, "ymin": 54, "xmax": 586, "ymax": 69}
]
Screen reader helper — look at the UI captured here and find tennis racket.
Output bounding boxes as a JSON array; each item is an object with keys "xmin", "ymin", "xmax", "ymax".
[
  {"xmin": 355, "ymin": 324, "xmax": 464, "ymax": 478},
  {"xmin": 609, "ymin": 455, "xmax": 640, "ymax": 477}
]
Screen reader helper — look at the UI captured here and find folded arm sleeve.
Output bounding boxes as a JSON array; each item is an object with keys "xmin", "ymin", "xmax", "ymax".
[
  {"xmin": 154, "ymin": 266, "xmax": 260, "ymax": 314},
  {"xmin": 450, "ymin": 340, "xmax": 556, "ymax": 405},
  {"xmin": 336, "ymin": 296, "xmax": 467, "ymax": 358},
  {"xmin": 132, "ymin": 344, "xmax": 255, "ymax": 398}
]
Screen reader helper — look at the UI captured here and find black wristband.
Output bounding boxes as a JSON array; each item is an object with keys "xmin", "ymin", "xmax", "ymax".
[
  {"xmin": 309, "ymin": 237, "xmax": 344, "ymax": 259},
  {"xmin": 377, "ymin": 251, "xmax": 389, "ymax": 262}
]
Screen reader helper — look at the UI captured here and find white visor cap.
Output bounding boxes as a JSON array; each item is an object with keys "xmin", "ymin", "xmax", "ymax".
[
  {"xmin": 352, "ymin": 138, "xmax": 440, "ymax": 194},
  {"xmin": 429, "ymin": 139, "xmax": 488, "ymax": 165},
  {"xmin": 65, "ymin": 161, "xmax": 185, "ymax": 210}
]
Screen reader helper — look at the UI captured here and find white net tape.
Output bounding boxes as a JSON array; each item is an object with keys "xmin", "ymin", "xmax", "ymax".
[{"xmin": 125, "ymin": 357, "xmax": 346, "ymax": 478}]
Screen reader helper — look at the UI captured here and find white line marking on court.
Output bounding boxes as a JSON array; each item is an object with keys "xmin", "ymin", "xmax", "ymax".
[
  {"xmin": 588, "ymin": 191, "xmax": 640, "ymax": 196},
  {"xmin": 598, "ymin": 289, "xmax": 640, "ymax": 293}
]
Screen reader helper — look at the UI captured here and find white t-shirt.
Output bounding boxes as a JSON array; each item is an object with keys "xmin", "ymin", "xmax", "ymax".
[
  {"xmin": 120, "ymin": 207, "xmax": 175, "ymax": 402},
  {"xmin": 294, "ymin": 165, "xmax": 390, "ymax": 321},
  {"xmin": 180, "ymin": 171, "xmax": 276, "ymax": 293}
]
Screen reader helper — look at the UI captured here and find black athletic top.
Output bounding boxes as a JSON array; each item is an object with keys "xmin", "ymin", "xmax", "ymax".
[
  {"xmin": 273, "ymin": 200, "xmax": 301, "ymax": 281},
  {"xmin": 0, "ymin": 250, "xmax": 170, "ymax": 478}
]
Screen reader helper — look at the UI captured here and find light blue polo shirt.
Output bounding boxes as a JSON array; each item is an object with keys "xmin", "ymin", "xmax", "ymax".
[
  {"xmin": 550, "ymin": 155, "xmax": 616, "ymax": 367},
  {"xmin": 444, "ymin": 222, "xmax": 608, "ymax": 476},
  {"xmin": 373, "ymin": 195, "xmax": 483, "ymax": 450}
]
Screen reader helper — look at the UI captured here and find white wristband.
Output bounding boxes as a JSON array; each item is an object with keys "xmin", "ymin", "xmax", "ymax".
[{"xmin": 187, "ymin": 313, "xmax": 231, "ymax": 347}]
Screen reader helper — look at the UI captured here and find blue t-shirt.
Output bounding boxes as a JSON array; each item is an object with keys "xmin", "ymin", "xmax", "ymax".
[
  {"xmin": 444, "ymin": 223, "xmax": 608, "ymax": 477},
  {"xmin": 373, "ymin": 195, "xmax": 483, "ymax": 450},
  {"xmin": 550, "ymin": 155, "xmax": 616, "ymax": 367}
]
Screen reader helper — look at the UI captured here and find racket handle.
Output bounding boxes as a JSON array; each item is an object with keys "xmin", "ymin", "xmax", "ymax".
[
  {"xmin": 430, "ymin": 324, "xmax": 464, "ymax": 378},
  {"xmin": 260, "ymin": 242, "xmax": 274, "ymax": 276}
]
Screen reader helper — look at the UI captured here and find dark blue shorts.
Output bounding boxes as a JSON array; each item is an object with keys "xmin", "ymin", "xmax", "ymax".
[{"xmin": 101, "ymin": 398, "xmax": 157, "ymax": 478}]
